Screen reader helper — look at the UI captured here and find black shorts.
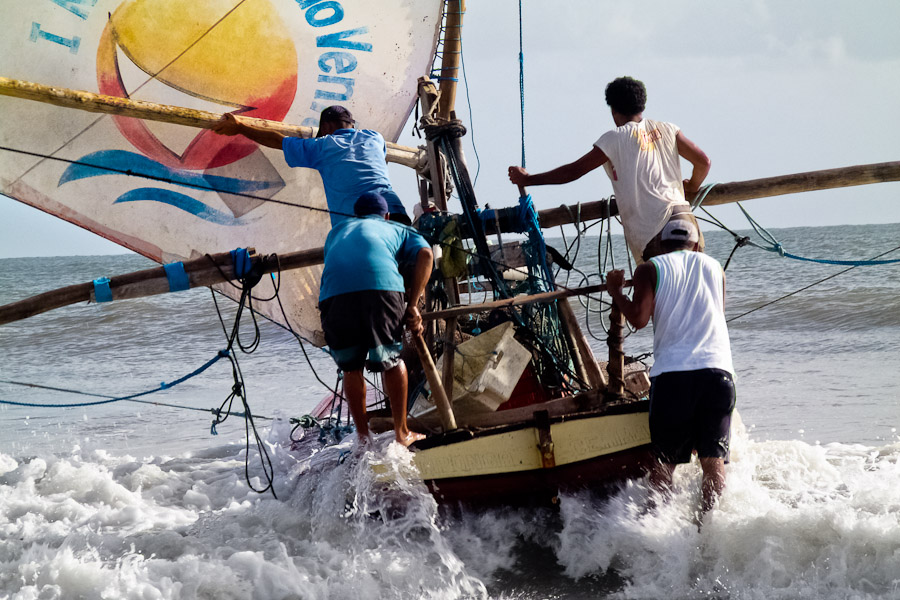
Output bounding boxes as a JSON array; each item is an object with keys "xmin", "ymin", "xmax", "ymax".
[
  {"xmin": 319, "ymin": 290, "xmax": 406, "ymax": 372},
  {"xmin": 649, "ymin": 368, "xmax": 736, "ymax": 464}
]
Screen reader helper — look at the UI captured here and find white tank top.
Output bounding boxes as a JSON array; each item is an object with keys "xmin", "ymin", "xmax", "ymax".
[{"xmin": 649, "ymin": 251, "xmax": 734, "ymax": 377}]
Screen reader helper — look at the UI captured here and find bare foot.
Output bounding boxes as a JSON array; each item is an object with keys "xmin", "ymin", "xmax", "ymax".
[{"xmin": 396, "ymin": 430, "xmax": 426, "ymax": 447}]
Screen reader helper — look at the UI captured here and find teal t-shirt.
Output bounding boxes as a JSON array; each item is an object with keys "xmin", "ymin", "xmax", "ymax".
[
  {"xmin": 282, "ymin": 129, "xmax": 403, "ymax": 226},
  {"xmin": 319, "ymin": 216, "xmax": 429, "ymax": 301}
]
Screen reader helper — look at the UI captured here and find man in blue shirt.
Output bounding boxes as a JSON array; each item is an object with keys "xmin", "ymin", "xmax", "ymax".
[
  {"xmin": 319, "ymin": 191, "xmax": 432, "ymax": 446},
  {"xmin": 214, "ymin": 106, "xmax": 409, "ymax": 226}
]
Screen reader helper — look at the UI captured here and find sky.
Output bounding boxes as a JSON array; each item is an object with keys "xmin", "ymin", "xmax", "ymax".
[{"xmin": 1, "ymin": 0, "xmax": 899, "ymax": 257}]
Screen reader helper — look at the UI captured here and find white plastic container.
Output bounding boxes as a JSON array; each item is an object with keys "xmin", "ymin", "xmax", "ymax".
[{"xmin": 413, "ymin": 321, "xmax": 532, "ymax": 420}]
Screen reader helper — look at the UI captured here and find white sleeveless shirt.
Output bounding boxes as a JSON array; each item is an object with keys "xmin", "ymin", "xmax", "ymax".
[{"xmin": 648, "ymin": 251, "xmax": 734, "ymax": 377}]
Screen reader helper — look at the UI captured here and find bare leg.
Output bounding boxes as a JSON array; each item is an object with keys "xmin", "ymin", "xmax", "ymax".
[
  {"xmin": 343, "ymin": 370, "xmax": 370, "ymax": 443},
  {"xmin": 383, "ymin": 360, "xmax": 425, "ymax": 447},
  {"xmin": 699, "ymin": 457, "xmax": 726, "ymax": 515}
]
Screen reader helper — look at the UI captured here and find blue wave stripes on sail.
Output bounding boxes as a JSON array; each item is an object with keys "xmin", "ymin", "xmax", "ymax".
[
  {"xmin": 114, "ymin": 189, "xmax": 248, "ymax": 226},
  {"xmin": 59, "ymin": 150, "xmax": 279, "ymax": 195}
]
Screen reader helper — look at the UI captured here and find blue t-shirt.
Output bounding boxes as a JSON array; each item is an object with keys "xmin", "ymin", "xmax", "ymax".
[
  {"xmin": 319, "ymin": 215, "xmax": 429, "ymax": 301},
  {"xmin": 282, "ymin": 129, "xmax": 405, "ymax": 226}
]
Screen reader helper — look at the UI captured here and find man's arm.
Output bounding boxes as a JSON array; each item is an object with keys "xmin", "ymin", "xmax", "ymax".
[
  {"xmin": 508, "ymin": 146, "xmax": 608, "ymax": 187},
  {"xmin": 404, "ymin": 247, "xmax": 434, "ymax": 335},
  {"xmin": 212, "ymin": 113, "xmax": 287, "ymax": 150},
  {"xmin": 606, "ymin": 264, "xmax": 656, "ymax": 329},
  {"xmin": 675, "ymin": 132, "xmax": 711, "ymax": 195}
]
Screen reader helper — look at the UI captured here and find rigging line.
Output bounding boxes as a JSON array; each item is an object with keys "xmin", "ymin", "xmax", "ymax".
[
  {"xmin": 460, "ymin": 31, "xmax": 481, "ymax": 186},
  {"xmin": 0, "ymin": 142, "xmax": 613, "ymax": 307},
  {"xmin": 0, "ymin": 377, "xmax": 267, "ymax": 418},
  {"xmin": 4, "ymin": 0, "xmax": 251, "ymax": 191},
  {"xmin": 727, "ymin": 243, "xmax": 900, "ymax": 324},
  {"xmin": 518, "ymin": 0, "xmax": 526, "ymax": 168}
]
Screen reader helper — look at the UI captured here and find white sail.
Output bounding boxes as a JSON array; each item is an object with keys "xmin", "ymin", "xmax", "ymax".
[{"xmin": 0, "ymin": 0, "xmax": 442, "ymax": 345}]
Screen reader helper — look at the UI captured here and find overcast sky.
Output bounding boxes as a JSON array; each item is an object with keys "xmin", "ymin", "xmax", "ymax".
[{"xmin": 2, "ymin": 0, "xmax": 899, "ymax": 257}]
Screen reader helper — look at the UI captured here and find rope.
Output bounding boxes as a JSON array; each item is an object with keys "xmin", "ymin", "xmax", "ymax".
[
  {"xmin": 518, "ymin": 0, "xmax": 526, "ymax": 168},
  {"xmin": 0, "ymin": 351, "xmax": 229, "ymax": 409},
  {"xmin": 727, "ymin": 242, "xmax": 900, "ymax": 324}
]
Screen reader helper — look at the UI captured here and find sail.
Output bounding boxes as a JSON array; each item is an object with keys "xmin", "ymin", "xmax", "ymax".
[{"xmin": 0, "ymin": 0, "xmax": 442, "ymax": 345}]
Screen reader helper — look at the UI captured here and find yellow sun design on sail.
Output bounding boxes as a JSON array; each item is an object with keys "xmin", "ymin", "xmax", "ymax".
[{"xmin": 97, "ymin": 0, "xmax": 298, "ymax": 170}]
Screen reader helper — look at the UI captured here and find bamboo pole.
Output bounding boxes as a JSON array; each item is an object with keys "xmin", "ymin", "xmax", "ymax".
[
  {"xmin": 436, "ymin": 0, "xmax": 465, "ymax": 120},
  {"xmin": 423, "ymin": 284, "xmax": 606, "ymax": 321},
  {"xmin": 0, "ymin": 247, "xmax": 323, "ymax": 326},
  {"xmin": 412, "ymin": 332, "xmax": 458, "ymax": 431},
  {"xmin": 537, "ymin": 161, "xmax": 900, "ymax": 229},
  {"xmin": 556, "ymin": 299, "xmax": 607, "ymax": 391},
  {"xmin": 0, "ymin": 77, "xmax": 423, "ymax": 170}
]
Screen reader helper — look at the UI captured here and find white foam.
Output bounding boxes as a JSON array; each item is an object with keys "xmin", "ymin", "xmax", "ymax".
[{"xmin": 2, "ymin": 416, "xmax": 899, "ymax": 599}]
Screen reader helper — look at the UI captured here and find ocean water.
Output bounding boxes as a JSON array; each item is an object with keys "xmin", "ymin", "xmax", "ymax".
[{"xmin": 0, "ymin": 223, "xmax": 898, "ymax": 599}]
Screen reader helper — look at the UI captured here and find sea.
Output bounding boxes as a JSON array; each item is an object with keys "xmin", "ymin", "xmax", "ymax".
[{"xmin": 1, "ymin": 223, "xmax": 898, "ymax": 600}]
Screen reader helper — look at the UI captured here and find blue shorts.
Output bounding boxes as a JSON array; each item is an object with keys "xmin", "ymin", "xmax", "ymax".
[
  {"xmin": 376, "ymin": 188, "xmax": 411, "ymax": 225},
  {"xmin": 649, "ymin": 368, "xmax": 736, "ymax": 464},
  {"xmin": 319, "ymin": 290, "xmax": 406, "ymax": 372}
]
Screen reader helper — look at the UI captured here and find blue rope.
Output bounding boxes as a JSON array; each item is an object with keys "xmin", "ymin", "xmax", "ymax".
[
  {"xmin": 0, "ymin": 350, "xmax": 229, "ymax": 409},
  {"xmin": 735, "ymin": 203, "xmax": 900, "ymax": 266},
  {"xmin": 518, "ymin": 0, "xmax": 526, "ymax": 168}
]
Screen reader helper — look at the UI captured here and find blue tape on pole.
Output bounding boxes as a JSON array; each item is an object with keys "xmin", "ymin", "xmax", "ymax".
[
  {"xmin": 163, "ymin": 262, "xmax": 190, "ymax": 292},
  {"xmin": 230, "ymin": 248, "xmax": 252, "ymax": 279},
  {"xmin": 93, "ymin": 277, "xmax": 112, "ymax": 303}
]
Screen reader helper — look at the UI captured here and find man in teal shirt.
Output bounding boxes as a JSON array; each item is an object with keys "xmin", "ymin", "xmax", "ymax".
[
  {"xmin": 214, "ymin": 106, "xmax": 409, "ymax": 225},
  {"xmin": 319, "ymin": 191, "xmax": 432, "ymax": 446}
]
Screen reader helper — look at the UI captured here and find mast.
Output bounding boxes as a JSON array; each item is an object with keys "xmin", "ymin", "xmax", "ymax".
[{"xmin": 436, "ymin": 0, "xmax": 465, "ymax": 121}]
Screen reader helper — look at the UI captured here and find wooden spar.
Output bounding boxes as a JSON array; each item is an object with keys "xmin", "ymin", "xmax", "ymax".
[
  {"xmin": 0, "ymin": 247, "xmax": 323, "ymax": 326},
  {"xmin": 0, "ymin": 77, "xmax": 423, "ymax": 170},
  {"xmin": 423, "ymin": 283, "xmax": 606, "ymax": 321},
  {"xmin": 537, "ymin": 161, "xmax": 900, "ymax": 229},
  {"xmin": 436, "ymin": 0, "xmax": 465, "ymax": 120},
  {"xmin": 412, "ymin": 332, "xmax": 458, "ymax": 431}
]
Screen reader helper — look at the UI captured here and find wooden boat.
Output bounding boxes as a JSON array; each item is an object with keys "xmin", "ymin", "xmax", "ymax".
[{"xmin": 2, "ymin": 0, "xmax": 899, "ymax": 506}]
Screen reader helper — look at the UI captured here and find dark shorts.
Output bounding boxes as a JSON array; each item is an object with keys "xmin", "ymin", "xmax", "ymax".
[
  {"xmin": 377, "ymin": 188, "xmax": 412, "ymax": 225},
  {"xmin": 319, "ymin": 290, "xmax": 406, "ymax": 372},
  {"xmin": 649, "ymin": 368, "xmax": 736, "ymax": 464}
]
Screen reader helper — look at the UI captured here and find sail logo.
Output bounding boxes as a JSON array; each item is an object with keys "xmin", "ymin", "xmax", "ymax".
[
  {"xmin": 293, "ymin": 0, "xmax": 373, "ymax": 127},
  {"xmin": 21, "ymin": 0, "xmax": 418, "ymax": 228},
  {"xmin": 43, "ymin": 0, "xmax": 380, "ymax": 225}
]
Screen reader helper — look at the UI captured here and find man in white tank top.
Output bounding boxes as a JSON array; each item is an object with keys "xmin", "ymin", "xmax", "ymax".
[
  {"xmin": 508, "ymin": 76, "xmax": 710, "ymax": 262},
  {"xmin": 606, "ymin": 218, "xmax": 736, "ymax": 518}
]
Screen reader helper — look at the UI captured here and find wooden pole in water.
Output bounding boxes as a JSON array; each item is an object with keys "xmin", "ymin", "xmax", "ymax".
[{"xmin": 0, "ymin": 76, "xmax": 423, "ymax": 170}]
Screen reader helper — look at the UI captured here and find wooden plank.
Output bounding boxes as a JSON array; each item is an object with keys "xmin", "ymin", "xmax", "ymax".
[{"xmin": 0, "ymin": 77, "xmax": 423, "ymax": 169}]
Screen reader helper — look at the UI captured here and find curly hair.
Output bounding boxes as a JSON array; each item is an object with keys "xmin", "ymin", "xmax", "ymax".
[{"xmin": 605, "ymin": 77, "xmax": 647, "ymax": 116}]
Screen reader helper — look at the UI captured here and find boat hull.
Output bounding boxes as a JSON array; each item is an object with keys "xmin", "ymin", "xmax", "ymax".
[{"xmin": 412, "ymin": 402, "xmax": 653, "ymax": 506}]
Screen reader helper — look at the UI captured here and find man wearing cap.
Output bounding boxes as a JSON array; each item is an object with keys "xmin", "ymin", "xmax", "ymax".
[
  {"xmin": 318, "ymin": 191, "xmax": 431, "ymax": 446},
  {"xmin": 508, "ymin": 76, "xmax": 710, "ymax": 262},
  {"xmin": 606, "ymin": 217, "xmax": 735, "ymax": 517},
  {"xmin": 214, "ymin": 106, "xmax": 410, "ymax": 226}
]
